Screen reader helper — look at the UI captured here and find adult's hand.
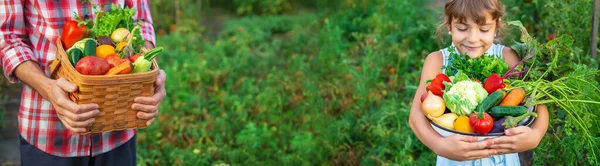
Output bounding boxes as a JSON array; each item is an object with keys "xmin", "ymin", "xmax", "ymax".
[
  {"xmin": 49, "ymin": 78, "xmax": 99, "ymax": 133},
  {"xmin": 132, "ymin": 69, "xmax": 166, "ymax": 126}
]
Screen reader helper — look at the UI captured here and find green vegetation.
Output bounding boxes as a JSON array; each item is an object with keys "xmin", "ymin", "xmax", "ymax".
[
  {"xmin": 135, "ymin": 0, "xmax": 599, "ymax": 165},
  {"xmin": 0, "ymin": 0, "xmax": 597, "ymax": 165}
]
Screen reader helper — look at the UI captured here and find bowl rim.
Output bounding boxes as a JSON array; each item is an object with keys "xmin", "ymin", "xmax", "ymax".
[{"xmin": 428, "ymin": 107, "xmax": 537, "ymax": 136}]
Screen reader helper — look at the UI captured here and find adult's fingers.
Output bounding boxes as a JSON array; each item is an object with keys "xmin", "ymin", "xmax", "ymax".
[
  {"xmin": 137, "ymin": 109, "xmax": 158, "ymax": 120},
  {"xmin": 133, "ymin": 79, "xmax": 166, "ymax": 106},
  {"xmin": 56, "ymin": 78, "xmax": 78, "ymax": 93},
  {"xmin": 56, "ymin": 113, "xmax": 88, "ymax": 133},
  {"xmin": 132, "ymin": 103, "xmax": 158, "ymax": 113},
  {"xmin": 55, "ymin": 105, "xmax": 97, "ymax": 126},
  {"xmin": 155, "ymin": 70, "xmax": 166, "ymax": 86},
  {"xmin": 133, "ymin": 96, "xmax": 159, "ymax": 106},
  {"xmin": 145, "ymin": 118, "xmax": 156, "ymax": 126},
  {"xmin": 52, "ymin": 83, "xmax": 98, "ymax": 114}
]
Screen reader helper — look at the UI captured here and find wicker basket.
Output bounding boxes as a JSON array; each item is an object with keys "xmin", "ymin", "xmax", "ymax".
[{"xmin": 49, "ymin": 38, "xmax": 159, "ymax": 134}]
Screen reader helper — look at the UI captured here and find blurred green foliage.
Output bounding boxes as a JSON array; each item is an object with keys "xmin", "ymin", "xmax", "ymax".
[{"xmin": 113, "ymin": 0, "xmax": 600, "ymax": 165}]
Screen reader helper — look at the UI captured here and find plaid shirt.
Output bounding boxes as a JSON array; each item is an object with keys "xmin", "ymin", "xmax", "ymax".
[{"xmin": 0, "ymin": 0, "xmax": 155, "ymax": 157}]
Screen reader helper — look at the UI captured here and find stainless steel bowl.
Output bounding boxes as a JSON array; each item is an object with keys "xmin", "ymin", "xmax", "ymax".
[{"xmin": 428, "ymin": 106, "xmax": 536, "ymax": 141}]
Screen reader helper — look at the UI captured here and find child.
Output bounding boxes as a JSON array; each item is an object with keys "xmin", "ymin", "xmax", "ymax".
[{"xmin": 408, "ymin": 0, "xmax": 549, "ymax": 165}]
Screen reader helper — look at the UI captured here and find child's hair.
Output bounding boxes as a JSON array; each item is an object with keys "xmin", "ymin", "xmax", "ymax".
[{"xmin": 436, "ymin": 0, "xmax": 506, "ymax": 40}]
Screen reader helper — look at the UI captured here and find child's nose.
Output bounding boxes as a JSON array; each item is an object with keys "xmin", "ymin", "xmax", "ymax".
[{"xmin": 468, "ymin": 30, "xmax": 479, "ymax": 43}]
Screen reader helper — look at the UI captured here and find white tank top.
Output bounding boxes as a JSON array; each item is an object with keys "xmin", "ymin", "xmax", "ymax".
[{"xmin": 440, "ymin": 43, "xmax": 505, "ymax": 75}]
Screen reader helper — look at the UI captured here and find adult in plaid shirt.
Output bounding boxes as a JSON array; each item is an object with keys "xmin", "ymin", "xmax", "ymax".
[{"xmin": 0, "ymin": 1, "xmax": 166, "ymax": 165}]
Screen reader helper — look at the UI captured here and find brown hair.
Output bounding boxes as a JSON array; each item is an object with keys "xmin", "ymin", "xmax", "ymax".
[{"xmin": 436, "ymin": 0, "xmax": 506, "ymax": 40}]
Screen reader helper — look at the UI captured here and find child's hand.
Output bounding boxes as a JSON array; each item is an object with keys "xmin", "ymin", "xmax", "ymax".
[
  {"xmin": 433, "ymin": 134, "xmax": 496, "ymax": 161},
  {"xmin": 489, "ymin": 126, "xmax": 542, "ymax": 155}
]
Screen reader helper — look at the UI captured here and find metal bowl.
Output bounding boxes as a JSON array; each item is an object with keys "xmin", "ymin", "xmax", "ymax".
[{"xmin": 428, "ymin": 106, "xmax": 536, "ymax": 141}]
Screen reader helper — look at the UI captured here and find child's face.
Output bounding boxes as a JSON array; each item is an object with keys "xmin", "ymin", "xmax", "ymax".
[{"xmin": 448, "ymin": 13, "xmax": 497, "ymax": 58}]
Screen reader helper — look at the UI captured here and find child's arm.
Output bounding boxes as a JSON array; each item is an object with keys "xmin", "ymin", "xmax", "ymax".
[
  {"xmin": 409, "ymin": 52, "xmax": 495, "ymax": 161},
  {"xmin": 489, "ymin": 105, "xmax": 549, "ymax": 154}
]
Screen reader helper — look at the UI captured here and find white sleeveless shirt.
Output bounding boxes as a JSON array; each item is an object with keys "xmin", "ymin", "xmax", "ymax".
[{"xmin": 435, "ymin": 43, "xmax": 521, "ymax": 166}]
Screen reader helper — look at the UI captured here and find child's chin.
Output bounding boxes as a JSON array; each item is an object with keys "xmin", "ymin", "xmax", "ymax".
[{"xmin": 465, "ymin": 52, "xmax": 484, "ymax": 59}]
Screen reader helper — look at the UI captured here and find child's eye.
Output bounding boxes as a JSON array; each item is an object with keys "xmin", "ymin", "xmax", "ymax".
[
  {"xmin": 480, "ymin": 29, "xmax": 490, "ymax": 32},
  {"xmin": 457, "ymin": 28, "xmax": 467, "ymax": 31}
]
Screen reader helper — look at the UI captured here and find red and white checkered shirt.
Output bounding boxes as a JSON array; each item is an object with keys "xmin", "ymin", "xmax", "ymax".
[{"xmin": 0, "ymin": 0, "xmax": 155, "ymax": 157}]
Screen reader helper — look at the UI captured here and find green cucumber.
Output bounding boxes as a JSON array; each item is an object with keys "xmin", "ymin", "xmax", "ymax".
[
  {"xmin": 475, "ymin": 90, "xmax": 504, "ymax": 113},
  {"xmin": 84, "ymin": 39, "xmax": 97, "ymax": 56},
  {"xmin": 490, "ymin": 106, "xmax": 528, "ymax": 118},
  {"xmin": 68, "ymin": 49, "xmax": 83, "ymax": 67}
]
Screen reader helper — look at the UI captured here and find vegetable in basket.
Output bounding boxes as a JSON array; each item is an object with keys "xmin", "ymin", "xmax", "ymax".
[
  {"xmin": 75, "ymin": 56, "xmax": 110, "ymax": 75},
  {"xmin": 61, "ymin": 20, "xmax": 90, "ymax": 49},
  {"xmin": 133, "ymin": 47, "xmax": 163, "ymax": 73}
]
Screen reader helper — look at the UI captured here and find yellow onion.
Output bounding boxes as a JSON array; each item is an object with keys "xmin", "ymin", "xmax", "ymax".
[
  {"xmin": 111, "ymin": 28, "xmax": 130, "ymax": 43},
  {"xmin": 421, "ymin": 91, "xmax": 446, "ymax": 117},
  {"xmin": 428, "ymin": 113, "xmax": 458, "ymax": 130}
]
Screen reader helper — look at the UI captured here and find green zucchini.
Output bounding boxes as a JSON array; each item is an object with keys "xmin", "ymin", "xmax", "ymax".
[
  {"xmin": 84, "ymin": 39, "xmax": 96, "ymax": 56},
  {"xmin": 68, "ymin": 48, "xmax": 83, "ymax": 67},
  {"xmin": 490, "ymin": 106, "xmax": 528, "ymax": 118},
  {"xmin": 475, "ymin": 90, "xmax": 504, "ymax": 113}
]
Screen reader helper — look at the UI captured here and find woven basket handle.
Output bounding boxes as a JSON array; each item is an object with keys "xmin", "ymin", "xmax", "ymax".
[{"xmin": 49, "ymin": 58, "xmax": 61, "ymax": 78}]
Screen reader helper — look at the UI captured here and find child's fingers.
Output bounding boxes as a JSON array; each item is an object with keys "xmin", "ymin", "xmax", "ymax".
[
  {"xmin": 465, "ymin": 140, "xmax": 492, "ymax": 151},
  {"xmin": 505, "ymin": 126, "xmax": 529, "ymax": 136},
  {"xmin": 491, "ymin": 148, "xmax": 513, "ymax": 155},
  {"xmin": 488, "ymin": 143, "xmax": 515, "ymax": 150},
  {"xmin": 464, "ymin": 149, "xmax": 495, "ymax": 160},
  {"xmin": 491, "ymin": 135, "xmax": 517, "ymax": 145},
  {"xmin": 456, "ymin": 135, "xmax": 478, "ymax": 143}
]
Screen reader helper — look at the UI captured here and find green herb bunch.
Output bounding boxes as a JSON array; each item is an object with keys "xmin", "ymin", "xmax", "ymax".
[{"xmin": 443, "ymin": 47, "xmax": 509, "ymax": 81}]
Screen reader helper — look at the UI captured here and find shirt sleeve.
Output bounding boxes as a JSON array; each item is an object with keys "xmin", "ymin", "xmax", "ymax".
[
  {"xmin": 0, "ymin": 0, "xmax": 37, "ymax": 83},
  {"xmin": 126, "ymin": 0, "xmax": 156, "ymax": 46}
]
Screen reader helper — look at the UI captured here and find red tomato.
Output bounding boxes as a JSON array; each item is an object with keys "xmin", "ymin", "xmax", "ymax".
[
  {"xmin": 129, "ymin": 54, "xmax": 143, "ymax": 62},
  {"xmin": 469, "ymin": 112, "xmax": 494, "ymax": 134}
]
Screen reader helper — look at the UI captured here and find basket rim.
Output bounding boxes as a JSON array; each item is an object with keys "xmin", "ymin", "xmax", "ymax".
[{"xmin": 55, "ymin": 37, "xmax": 160, "ymax": 81}]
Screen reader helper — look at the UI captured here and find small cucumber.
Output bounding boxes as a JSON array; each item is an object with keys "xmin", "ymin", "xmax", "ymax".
[
  {"xmin": 84, "ymin": 39, "xmax": 97, "ymax": 56},
  {"xmin": 490, "ymin": 106, "xmax": 528, "ymax": 118},
  {"xmin": 475, "ymin": 90, "xmax": 504, "ymax": 113},
  {"xmin": 68, "ymin": 49, "xmax": 83, "ymax": 67}
]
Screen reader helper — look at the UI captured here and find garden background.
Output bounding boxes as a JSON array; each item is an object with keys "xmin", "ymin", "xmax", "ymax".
[{"xmin": 1, "ymin": 0, "xmax": 599, "ymax": 165}]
